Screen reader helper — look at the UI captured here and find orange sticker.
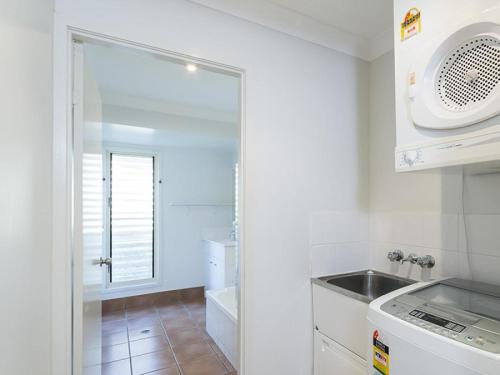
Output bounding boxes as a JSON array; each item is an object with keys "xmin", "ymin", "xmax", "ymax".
[
  {"xmin": 409, "ymin": 72, "xmax": 417, "ymax": 86},
  {"xmin": 401, "ymin": 8, "xmax": 421, "ymax": 41}
]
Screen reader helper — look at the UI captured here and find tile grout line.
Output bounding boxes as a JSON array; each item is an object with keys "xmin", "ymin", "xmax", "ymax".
[
  {"xmin": 182, "ymin": 299, "xmax": 222, "ymax": 373},
  {"xmin": 157, "ymin": 300, "xmax": 185, "ymax": 375},
  {"xmin": 125, "ymin": 307, "xmax": 134, "ymax": 375},
  {"xmin": 184, "ymin": 298, "xmax": 233, "ymax": 375},
  {"xmin": 166, "ymin": 297, "xmax": 227, "ymax": 374}
]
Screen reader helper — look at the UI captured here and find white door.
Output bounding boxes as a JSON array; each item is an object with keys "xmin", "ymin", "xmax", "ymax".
[
  {"xmin": 314, "ymin": 331, "xmax": 367, "ymax": 375},
  {"xmin": 73, "ymin": 41, "xmax": 106, "ymax": 375}
]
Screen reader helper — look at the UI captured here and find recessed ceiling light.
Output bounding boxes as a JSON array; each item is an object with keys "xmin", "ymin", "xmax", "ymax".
[{"xmin": 186, "ymin": 64, "xmax": 197, "ymax": 72}]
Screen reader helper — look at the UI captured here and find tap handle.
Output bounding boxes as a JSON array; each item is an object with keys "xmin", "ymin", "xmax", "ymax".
[
  {"xmin": 387, "ymin": 249, "xmax": 404, "ymax": 262},
  {"xmin": 417, "ymin": 255, "xmax": 435, "ymax": 269}
]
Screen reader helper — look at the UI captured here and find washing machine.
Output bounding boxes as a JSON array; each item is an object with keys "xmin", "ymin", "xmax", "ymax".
[
  {"xmin": 394, "ymin": 0, "xmax": 500, "ymax": 171},
  {"xmin": 367, "ymin": 278, "xmax": 500, "ymax": 374}
]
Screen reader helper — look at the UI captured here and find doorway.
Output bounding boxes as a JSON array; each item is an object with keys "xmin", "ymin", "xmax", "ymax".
[{"xmin": 72, "ymin": 36, "xmax": 243, "ymax": 375}]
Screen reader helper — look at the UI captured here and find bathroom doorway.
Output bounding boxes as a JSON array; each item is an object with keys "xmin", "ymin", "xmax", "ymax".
[{"xmin": 71, "ymin": 36, "xmax": 243, "ymax": 375}]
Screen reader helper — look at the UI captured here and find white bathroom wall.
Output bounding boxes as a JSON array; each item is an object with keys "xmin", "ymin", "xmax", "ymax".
[
  {"xmin": 368, "ymin": 51, "xmax": 500, "ymax": 285},
  {"xmin": 0, "ymin": 1, "xmax": 53, "ymax": 374},
  {"xmin": 54, "ymin": 1, "xmax": 371, "ymax": 373},
  {"xmin": 102, "ymin": 140, "xmax": 236, "ymax": 299},
  {"xmin": 160, "ymin": 147, "xmax": 236, "ymax": 291}
]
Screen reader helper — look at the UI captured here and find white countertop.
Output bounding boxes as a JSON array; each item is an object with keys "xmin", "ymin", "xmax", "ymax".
[{"xmin": 204, "ymin": 239, "xmax": 237, "ymax": 247}]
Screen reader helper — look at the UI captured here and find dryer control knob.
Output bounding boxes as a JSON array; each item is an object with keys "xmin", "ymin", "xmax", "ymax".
[{"xmin": 403, "ymin": 150, "xmax": 418, "ymax": 166}]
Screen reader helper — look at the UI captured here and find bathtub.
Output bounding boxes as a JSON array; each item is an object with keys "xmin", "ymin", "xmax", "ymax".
[{"xmin": 206, "ymin": 287, "xmax": 239, "ymax": 370}]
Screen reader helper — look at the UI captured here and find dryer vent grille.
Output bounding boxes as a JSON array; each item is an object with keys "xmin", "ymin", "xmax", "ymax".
[{"xmin": 437, "ymin": 37, "xmax": 500, "ymax": 111}]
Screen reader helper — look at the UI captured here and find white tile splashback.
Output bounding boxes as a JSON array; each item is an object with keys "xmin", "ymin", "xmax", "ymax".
[
  {"xmin": 309, "ymin": 211, "xmax": 369, "ymax": 277},
  {"xmin": 370, "ymin": 212, "xmax": 459, "ymax": 251},
  {"xmin": 369, "ymin": 241, "xmax": 460, "ymax": 281},
  {"xmin": 370, "ymin": 212, "xmax": 500, "ymax": 285},
  {"xmin": 460, "ymin": 214, "xmax": 500, "ymax": 256},
  {"xmin": 457, "ymin": 252, "xmax": 500, "ymax": 285},
  {"xmin": 310, "ymin": 242, "xmax": 369, "ymax": 278},
  {"xmin": 311, "ymin": 210, "xmax": 500, "ymax": 285}
]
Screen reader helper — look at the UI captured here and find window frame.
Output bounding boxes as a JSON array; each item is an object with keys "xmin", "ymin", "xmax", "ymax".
[{"xmin": 103, "ymin": 147, "xmax": 161, "ymax": 291}]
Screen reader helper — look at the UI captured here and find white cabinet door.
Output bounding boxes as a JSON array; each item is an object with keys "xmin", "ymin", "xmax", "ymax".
[
  {"xmin": 313, "ymin": 284, "xmax": 369, "ymax": 359},
  {"xmin": 204, "ymin": 241, "xmax": 222, "ymax": 290},
  {"xmin": 204, "ymin": 240, "xmax": 231, "ymax": 290},
  {"xmin": 212, "ymin": 258, "xmax": 225, "ymax": 290},
  {"xmin": 314, "ymin": 331, "xmax": 366, "ymax": 375}
]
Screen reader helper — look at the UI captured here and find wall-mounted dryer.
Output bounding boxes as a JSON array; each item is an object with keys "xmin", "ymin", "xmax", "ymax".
[{"xmin": 394, "ymin": 0, "xmax": 500, "ymax": 171}]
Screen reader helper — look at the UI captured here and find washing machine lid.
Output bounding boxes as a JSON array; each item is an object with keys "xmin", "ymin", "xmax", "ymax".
[{"xmin": 409, "ymin": 278, "xmax": 500, "ymax": 321}]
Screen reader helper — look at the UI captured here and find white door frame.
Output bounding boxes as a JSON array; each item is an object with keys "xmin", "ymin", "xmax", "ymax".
[{"xmin": 52, "ymin": 18, "xmax": 247, "ymax": 375}]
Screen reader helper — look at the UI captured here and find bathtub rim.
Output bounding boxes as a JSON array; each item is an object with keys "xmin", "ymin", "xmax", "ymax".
[{"xmin": 206, "ymin": 286, "xmax": 238, "ymax": 323}]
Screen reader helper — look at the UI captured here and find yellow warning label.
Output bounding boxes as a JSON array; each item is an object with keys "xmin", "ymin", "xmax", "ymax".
[
  {"xmin": 409, "ymin": 71, "xmax": 417, "ymax": 86},
  {"xmin": 401, "ymin": 8, "xmax": 421, "ymax": 41},
  {"xmin": 373, "ymin": 336, "xmax": 390, "ymax": 375}
]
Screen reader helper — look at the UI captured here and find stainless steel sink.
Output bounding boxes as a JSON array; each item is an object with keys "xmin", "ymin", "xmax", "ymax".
[{"xmin": 313, "ymin": 270, "xmax": 416, "ymax": 303}]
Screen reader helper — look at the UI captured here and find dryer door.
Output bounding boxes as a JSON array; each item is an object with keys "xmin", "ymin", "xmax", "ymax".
[{"xmin": 410, "ymin": 18, "xmax": 500, "ymax": 130}]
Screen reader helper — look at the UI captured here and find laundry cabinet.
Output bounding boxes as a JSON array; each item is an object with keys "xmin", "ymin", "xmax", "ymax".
[
  {"xmin": 314, "ymin": 331, "xmax": 366, "ymax": 375},
  {"xmin": 312, "ymin": 282, "xmax": 368, "ymax": 375}
]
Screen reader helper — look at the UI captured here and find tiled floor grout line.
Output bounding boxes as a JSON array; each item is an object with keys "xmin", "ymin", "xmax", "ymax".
[
  {"xmin": 185, "ymin": 300, "xmax": 234, "ymax": 374},
  {"xmin": 160, "ymin": 299, "xmax": 228, "ymax": 374},
  {"xmin": 183, "ymin": 301, "xmax": 221, "ymax": 368},
  {"xmin": 156, "ymin": 303, "xmax": 185, "ymax": 375},
  {"xmin": 125, "ymin": 307, "xmax": 134, "ymax": 375},
  {"xmin": 184, "ymin": 300, "xmax": 234, "ymax": 374}
]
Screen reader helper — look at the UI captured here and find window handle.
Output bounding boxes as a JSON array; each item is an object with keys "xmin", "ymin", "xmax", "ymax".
[{"xmin": 95, "ymin": 257, "xmax": 112, "ymax": 267}]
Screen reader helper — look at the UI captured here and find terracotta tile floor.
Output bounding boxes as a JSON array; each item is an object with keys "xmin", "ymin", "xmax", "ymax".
[{"xmin": 101, "ymin": 293, "xmax": 237, "ymax": 375}]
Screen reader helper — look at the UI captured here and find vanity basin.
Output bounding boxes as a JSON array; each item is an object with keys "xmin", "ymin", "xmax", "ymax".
[{"xmin": 314, "ymin": 270, "xmax": 415, "ymax": 303}]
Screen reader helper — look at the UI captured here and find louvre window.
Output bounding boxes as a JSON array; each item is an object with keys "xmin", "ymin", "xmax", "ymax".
[{"xmin": 109, "ymin": 153, "xmax": 156, "ymax": 284}]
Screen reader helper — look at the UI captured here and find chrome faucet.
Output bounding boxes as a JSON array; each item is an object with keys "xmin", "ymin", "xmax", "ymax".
[
  {"xmin": 401, "ymin": 253, "xmax": 418, "ymax": 264},
  {"xmin": 387, "ymin": 249, "xmax": 404, "ymax": 262},
  {"xmin": 417, "ymin": 255, "xmax": 435, "ymax": 268},
  {"xmin": 387, "ymin": 250, "xmax": 435, "ymax": 269}
]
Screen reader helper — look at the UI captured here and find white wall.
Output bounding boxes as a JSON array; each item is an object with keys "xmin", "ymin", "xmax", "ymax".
[
  {"xmin": 0, "ymin": 1, "xmax": 53, "ymax": 374},
  {"xmin": 368, "ymin": 51, "xmax": 500, "ymax": 285},
  {"xmin": 103, "ymin": 141, "xmax": 236, "ymax": 299},
  {"xmin": 54, "ymin": 1, "xmax": 371, "ymax": 373},
  {"xmin": 161, "ymin": 147, "xmax": 236, "ymax": 290}
]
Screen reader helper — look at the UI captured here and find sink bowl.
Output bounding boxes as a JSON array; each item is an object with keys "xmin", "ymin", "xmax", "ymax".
[{"xmin": 314, "ymin": 270, "xmax": 415, "ymax": 303}]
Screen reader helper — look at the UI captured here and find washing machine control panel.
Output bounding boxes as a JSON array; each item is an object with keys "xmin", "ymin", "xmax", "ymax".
[
  {"xmin": 381, "ymin": 300, "xmax": 500, "ymax": 353},
  {"xmin": 409, "ymin": 309, "xmax": 466, "ymax": 332}
]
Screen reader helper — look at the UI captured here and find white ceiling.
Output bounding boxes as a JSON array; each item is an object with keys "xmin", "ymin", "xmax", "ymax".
[
  {"xmin": 85, "ymin": 43, "xmax": 240, "ymax": 117},
  {"xmin": 189, "ymin": 0, "xmax": 394, "ymax": 60},
  {"xmin": 84, "ymin": 42, "xmax": 240, "ymax": 150},
  {"xmin": 101, "ymin": 123, "xmax": 238, "ymax": 151},
  {"xmin": 268, "ymin": 0, "xmax": 393, "ymax": 39}
]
